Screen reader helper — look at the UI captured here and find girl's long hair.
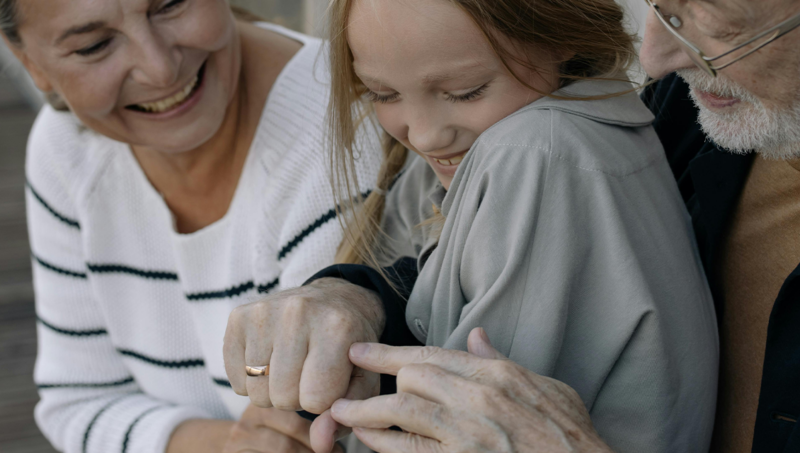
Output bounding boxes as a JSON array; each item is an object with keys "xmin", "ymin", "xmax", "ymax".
[{"xmin": 330, "ymin": 0, "xmax": 637, "ymax": 269}]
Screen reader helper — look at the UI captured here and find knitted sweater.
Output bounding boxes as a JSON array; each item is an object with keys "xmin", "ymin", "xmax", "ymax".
[{"xmin": 26, "ymin": 24, "xmax": 380, "ymax": 453}]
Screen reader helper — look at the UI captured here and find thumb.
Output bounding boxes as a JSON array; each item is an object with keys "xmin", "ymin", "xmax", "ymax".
[{"xmin": 467, "ymin": 327, "xmax": 507, "ymax": 360}]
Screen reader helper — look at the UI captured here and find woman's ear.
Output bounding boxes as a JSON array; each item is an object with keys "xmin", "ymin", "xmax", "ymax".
[{"xmin": 2, "ymin": 35, "xmax": 54, "ymax": 93}]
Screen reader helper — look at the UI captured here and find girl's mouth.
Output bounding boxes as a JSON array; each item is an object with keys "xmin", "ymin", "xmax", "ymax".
[
  {"xmin": 432, "ymin": 153, "xmax": 465, "ymax": 167},
  {"xmin": 126, "ymin": 62, "xmax": 206, "ymax": 114}
]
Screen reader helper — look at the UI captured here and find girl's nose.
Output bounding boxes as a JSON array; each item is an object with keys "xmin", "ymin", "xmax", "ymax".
[
  {"xmin": 407, "ymin": 114, "xmax": 456, "ymax": 155},
  {"xmin": 640, "ymin": 9, "xmax": 696, "ymax": 79}
]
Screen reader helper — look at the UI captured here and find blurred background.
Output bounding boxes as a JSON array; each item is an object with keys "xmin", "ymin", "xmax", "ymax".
[{"xmin": 0, "ymin": 0, "xmax": 648, "ymax": 451}]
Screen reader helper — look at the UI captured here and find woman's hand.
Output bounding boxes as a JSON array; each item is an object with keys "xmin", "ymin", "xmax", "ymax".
[
  {"xmin": 223, "ymin": 278, "xmax": 384, "ymax": 451},
  {"xmin": 330, "ymin": 328, "xmax": 614, "ymax": 453},
  {"xmin": 223, "ymin": 405, "xmax": 344, "ymax": 453}
]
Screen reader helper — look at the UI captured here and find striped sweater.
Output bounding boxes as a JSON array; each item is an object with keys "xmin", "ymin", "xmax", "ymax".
[{"xmin": 26, "ymin": 25, "xmax": 381, "ymax": 453}]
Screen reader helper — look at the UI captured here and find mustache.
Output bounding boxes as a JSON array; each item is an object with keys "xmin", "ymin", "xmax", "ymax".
[{"xmin": 676, "ymin": 69, "xmax": 758, "ymax": 103}]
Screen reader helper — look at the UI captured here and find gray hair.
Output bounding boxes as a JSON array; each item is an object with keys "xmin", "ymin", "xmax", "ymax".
[{"xmin": 0, "ymin": 0, "xmax": 20, "ymax": 44}]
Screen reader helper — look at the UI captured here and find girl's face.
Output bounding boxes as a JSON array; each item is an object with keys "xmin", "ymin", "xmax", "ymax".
[
  {"xmin": 348, "ymin": 0, "xmax": 560, "ymax": 189},
  {"xmin": 11, "ymin": 0, "xmax": 239, "ymax": 153}
]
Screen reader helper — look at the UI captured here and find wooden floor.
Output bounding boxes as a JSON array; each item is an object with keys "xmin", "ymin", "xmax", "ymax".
[{"xmin": 0, "ymin": 74, "xmax": 57, "ymax": 452}]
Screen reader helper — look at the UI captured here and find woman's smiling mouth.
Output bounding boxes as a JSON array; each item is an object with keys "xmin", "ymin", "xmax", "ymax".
[{"xmin": 127, "ymin": 63, "xmax": 206, "ymax": 114}]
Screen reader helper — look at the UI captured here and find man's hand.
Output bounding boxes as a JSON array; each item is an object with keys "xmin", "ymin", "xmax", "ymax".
[
  {"xmin": 223, "ymin": 278, "xmax": 384, "ymax": 451},
  {"xmin": 223, "ymin": 405, "xmax": 344, "ymax": 453},
  {"xmin": 330, "ymin": 327, "xmax": 614, "ymax": 453}
]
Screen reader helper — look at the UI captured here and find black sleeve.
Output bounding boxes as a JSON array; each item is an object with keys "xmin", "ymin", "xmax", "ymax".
[{"xmin": 304, "ymin": 257, "xmax": 422, "ymax": 348}]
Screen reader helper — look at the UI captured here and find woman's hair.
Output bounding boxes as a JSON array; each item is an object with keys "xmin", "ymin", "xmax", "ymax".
[
  {"xmin": 0, "ymin": 0, "xmax": 20, "ymax": 44},
  {"xmin": 0, "ymin": 2, "xmax": 262, "ymax": 111},
  {"xmin": 330, "ymin": 0, "xmax": 637, "ymax": 267}
]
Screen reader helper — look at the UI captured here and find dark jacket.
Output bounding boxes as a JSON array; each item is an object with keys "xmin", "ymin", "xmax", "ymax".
[{"xmin": 642, "ymin": 73, "xmax": 800, "ymax": 453}]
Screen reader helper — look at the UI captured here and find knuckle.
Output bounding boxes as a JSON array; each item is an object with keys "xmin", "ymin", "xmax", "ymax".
[
  {"xmin": 416, "ymin": 346, "xmax": 443, "ymax": 362},
  {"xmin": 282, "ymin": 296, "xmax": 312, "ymax": 324},
  {"xmin": 389, "ymin": 392, "xmax": 415, "ymax": 413},
  {"xmin": 300, "ymin": 395, "xmax": 331, "ymax": 415}
]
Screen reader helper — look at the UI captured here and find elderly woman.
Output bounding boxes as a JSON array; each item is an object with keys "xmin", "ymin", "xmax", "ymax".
[{"xmin": 1, "ymin": 0, "xmax": 379, "ymax": 452}]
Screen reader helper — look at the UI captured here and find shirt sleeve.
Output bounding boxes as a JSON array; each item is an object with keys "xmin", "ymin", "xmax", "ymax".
[
  {"xmin": 26, "ymin": 111, "xmax": 211, "ymax": 453},
  {"xmin": 425, "ymin": 120, "xmax": 717, "ymax": 453}
]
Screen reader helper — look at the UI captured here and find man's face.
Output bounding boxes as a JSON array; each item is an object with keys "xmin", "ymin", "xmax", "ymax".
[{"xmin": 640, "ymin": 0, "xmax": 800, "ymax": 159}]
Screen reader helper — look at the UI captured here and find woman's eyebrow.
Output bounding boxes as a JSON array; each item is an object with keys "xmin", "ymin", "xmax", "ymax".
[{"xmin": 55, "ymin": 21, "xmax": 106, "ymax": 45}]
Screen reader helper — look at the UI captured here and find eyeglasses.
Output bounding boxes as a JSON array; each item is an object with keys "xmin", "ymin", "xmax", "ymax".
[{"xmin": 645, "ymin": 0, "xmax": 800, "ymax": 77}]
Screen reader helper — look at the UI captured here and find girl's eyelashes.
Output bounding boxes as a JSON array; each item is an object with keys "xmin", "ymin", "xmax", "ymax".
[
  {"xmin": 75, "ymin": 39, "xmax": 112, "ymax": 57},
  {"xmin": 364, "ymin": 83, "xmax": 490, "ymax": 104},
  {"xmin": 445, "ymin": 83, "xmax": 489, "ymax": 103},
  {"xmin": 365, "ymin": 90, "xmax": 400, "ymax": 104}
]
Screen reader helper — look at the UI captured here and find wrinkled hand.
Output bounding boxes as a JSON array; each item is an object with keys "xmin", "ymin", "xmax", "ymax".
[
  {"xmin": 223, "ymin": 278, "xmax": 384, "ymax": 452},
  {"xmin": 330, "ymin": 327, "xmax": 614, "ymax": 453},
  {"xmin": 223, "ymin": 405, "xmax": 344, "ymax": 453}
]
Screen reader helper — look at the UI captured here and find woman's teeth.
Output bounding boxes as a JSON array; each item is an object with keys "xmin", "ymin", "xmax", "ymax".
[
  {"xmin": 134, "ymin": 75, "xmax": 199, "ymax": 113},
  {"xmin": 433, "ymin": 154, "xmax": 465, "ymax": 166}
]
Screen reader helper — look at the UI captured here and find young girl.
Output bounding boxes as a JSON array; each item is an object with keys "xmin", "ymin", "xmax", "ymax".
[{"xmin": 328, "ymin": 0, "xmax": 719, "ymax": 451}]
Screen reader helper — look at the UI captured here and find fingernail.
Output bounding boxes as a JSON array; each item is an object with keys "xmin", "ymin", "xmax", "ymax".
[
  {"xmin": 350, "ymin": 343, "xmax": 370, "ymax": 359},
  {"xmin": 479, "ymin": 327, "xmax": 490, "ymax": 342},
  {"xmin": 332, "ymin": 399, "xmax": 351, "ymax": 415}
]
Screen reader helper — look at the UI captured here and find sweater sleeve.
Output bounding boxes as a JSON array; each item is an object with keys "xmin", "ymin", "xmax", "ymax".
[{"xmin": 26, "ymin": 109, "xmax": 211, "ymax": 453}]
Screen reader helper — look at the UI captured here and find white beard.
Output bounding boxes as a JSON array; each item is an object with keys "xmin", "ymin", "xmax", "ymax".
[{"xmin": 677, "ymin": 69, "xmax": 800, "ymax": 160}]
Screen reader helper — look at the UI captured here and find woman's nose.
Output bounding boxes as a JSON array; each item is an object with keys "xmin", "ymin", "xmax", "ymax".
[
  {"xmin": 130, "ymin": 31, "xmax": 182, "ymax": 88},
  {"xmin": 639, "ymin": 9, "xmax": 696, "ymax": 79}
]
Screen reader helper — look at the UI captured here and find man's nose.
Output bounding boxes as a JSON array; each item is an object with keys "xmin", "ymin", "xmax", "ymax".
[
  {"xmin": 640, "ymin": 9, "xmax": 696, "ymax": 79},
  {"xmin": 130, "ymin": 31, "xmax": 182, "ymax": 88}
]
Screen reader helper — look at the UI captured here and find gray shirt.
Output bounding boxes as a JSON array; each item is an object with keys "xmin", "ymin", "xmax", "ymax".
[{"xmin": 380, "ymin": 79, "xmax": 718, "ymax": 453}]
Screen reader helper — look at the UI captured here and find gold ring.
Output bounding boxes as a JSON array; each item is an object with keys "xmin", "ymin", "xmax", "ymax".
[{"xmin": 245, "ymin": 365, "xmax": 269, "ymax": 377}]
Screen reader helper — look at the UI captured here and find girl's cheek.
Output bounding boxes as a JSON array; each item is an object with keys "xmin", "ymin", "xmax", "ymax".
[{"xmin": 374, "ymin": 105, "xmax": 407, "ymax": 143}]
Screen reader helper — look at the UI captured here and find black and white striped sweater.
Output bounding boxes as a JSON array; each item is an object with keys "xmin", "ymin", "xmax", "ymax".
[{"xmin": 25, "ymin": 24, "xmax": 381, "ymax": 453}]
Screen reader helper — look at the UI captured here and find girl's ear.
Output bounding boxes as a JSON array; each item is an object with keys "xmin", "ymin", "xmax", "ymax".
[{"xmin": 3, "ymin": 35, "xmax": 55, "ymax": 93}]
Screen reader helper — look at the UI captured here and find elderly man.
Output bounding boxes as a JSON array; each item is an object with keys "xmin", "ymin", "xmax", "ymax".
[{"xmin": 224, "ymin": 0, "xmax": 800, "ymax": 452}]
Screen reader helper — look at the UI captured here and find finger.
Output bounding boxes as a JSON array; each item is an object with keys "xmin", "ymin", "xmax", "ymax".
[
  {"xmin": 309, "ymin": 368, "xmax": 379, "ymax": 453},
  {"xmin": 268, "ymin": 328, "xmax": 309, "ymax": 411},
  {"xmin": 224, "ymin": 307, "xmax": 250, "ymax": 396},
  {"xmin": 353, "ymin": 427, "xmax": 442, "ymax": 453},
  {"xmin": 257, "ymin": 408, "xmax": 313, "ymax": 449},
  {"xmin": 310, "ymin": 410, "xmax": 341, "ymax": 453},
  {"xmin": 228, "ymin": 426, "xmax": 315, "ymax": 453},
  {"xmin": 299, "ymin": 337, "xmax": 353, "ymax": 414},
  {"xmin": 349, "ymin": 342, "xmax": 485, "ymax": 377},
  {"xmin": 395, "ymin": 363, "xmax": 479, "ymax": 407},
  {"xmin": 245, "ymin": 343, "xmax": 273, "ymax": 408},
  {"xmin": 330, "ymin": 393, "xmax": 447, "ymax": 440},
  {"xmin": 467, "ymin": 327, "xmax": 508, "ymax": 360}
]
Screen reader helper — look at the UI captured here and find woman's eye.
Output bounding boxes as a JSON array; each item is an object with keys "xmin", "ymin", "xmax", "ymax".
[
  {"xmin": 158, "ymin": 0, "xmax": 186, "ymax": 14},
  {"xmin": 75, "ymin": 39, "xmax": 112, "ymax": 57},
  {"xmin": 365, "ymin": 90, "xmax": 400, "ymax": 104},
  {"xmin": 446, "ymin": 84, "xmax": 489, "ymax": 103}
]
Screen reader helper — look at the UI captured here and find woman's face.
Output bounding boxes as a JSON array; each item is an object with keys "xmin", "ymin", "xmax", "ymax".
[
  {"xmin": 347, "ymin": 0, "xmax": 560, "ymax": 189},
  {"xmin": 12, "ymin": 0, "xmax": 239, "ymax": 153}
]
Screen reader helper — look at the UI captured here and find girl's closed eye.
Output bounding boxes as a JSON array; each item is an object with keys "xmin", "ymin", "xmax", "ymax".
[
  {"xmin": 365, "ymin": 90, "xmax": 400, "ymax": 104},
  {"xmin": 445, "ymin": 83, "xmax": 489, "ymax": 103},
  {"xmin": 364, "ymin": 83, "xmax": 490, "ymax": 104}
]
